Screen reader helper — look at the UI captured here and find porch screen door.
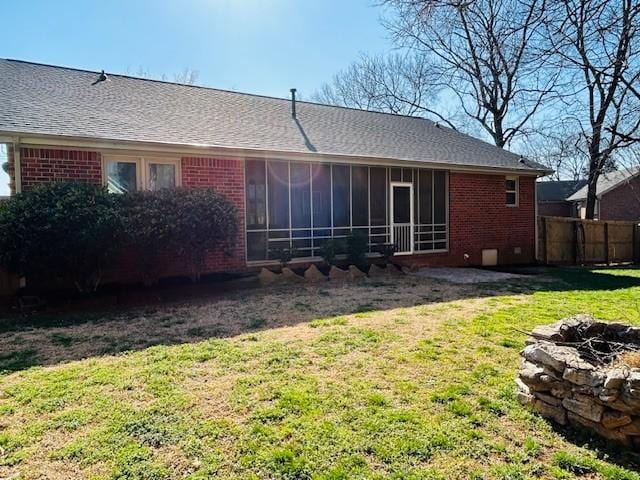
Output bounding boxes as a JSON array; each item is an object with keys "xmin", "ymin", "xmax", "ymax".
[{"xmin": 390, "ymin": 182, "xmax": 414, "ymax": 255}]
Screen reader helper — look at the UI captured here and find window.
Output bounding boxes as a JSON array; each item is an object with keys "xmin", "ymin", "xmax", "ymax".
[
  {"xmin": 104, "ymin": 156, "xmax": 180, "ymax": 193},
  {"xmin": 244, "ymin": 161, "xmax": 449, "ymax": 262},
  {"xmin": 506, "ymin": 176, "xmax": 518, "ymax": 206}
]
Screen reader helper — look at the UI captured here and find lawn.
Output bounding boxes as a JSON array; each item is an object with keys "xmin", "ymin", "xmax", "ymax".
[{"xmin": 1, "ymin": 267, "xmax": 640, "ymax": 479}]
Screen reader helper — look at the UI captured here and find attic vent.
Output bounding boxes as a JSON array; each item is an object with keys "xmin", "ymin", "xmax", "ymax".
[{"xmin": 92, "ymin": 70, "xmax": 109, "ymax": 86}]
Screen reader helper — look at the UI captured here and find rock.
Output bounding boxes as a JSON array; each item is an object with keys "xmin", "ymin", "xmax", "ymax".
[
  {"xmin": 304, "ymin": 264, "xmax": 327, "ymax": 282},
  {"xmin": 567, "ymin": 412, "xmax": 630, "ymax": 443},
  {"xmin": 386, "ymin": 264, "xmax": 403, "ymax": 275},
  {"xmin": 522, "ymin": 343, "xmax": 577, "ymax": 374},
  {"xmin": 328, "ymin": 265, "xmax": 350, "ymax": 280},
  {"xmin": 563, "ymin": 368, "xmax": 604, "ymax": 387},
  {"xmin": 282, "ymin": 267, "xmax": 304, "ymax": 282},
  {"xmin": 349, "ymin": 265, "xmax": 366, "ymax": 279},
  {"xmin": 533, "ymin": 391, "xmax": 563, "ymax": 407},
  {"xmin": 530, "ymin": 322, "xmax": 565, "ymax": 342},
  {"xmin": 627, "ymin": 372, "xmax": 640, "ymax": 390},
  {"xmin": 618, "ymin": 419, "xmax": 640, "ymax": 436},
  {"xmin": 562, "ymin": 395, "xmax": 605, "ymax": 423},
  {"xmin": 604, "ymin": 367, "xmax": 629, "ymax": 389},
  {"xmin": 533, "ymin": 399, "xmax": 567, "ymax": 425},
  {"xmin": 367, "ymin": 264, "xmax": 386, "ymax": 277},
  {"xmin": 601, "ymin": 410, "xmax": 632, "ymax": 429},
  {"xmin": 258, "ymin": 268, "xmax": 280, "ymax": 285}
]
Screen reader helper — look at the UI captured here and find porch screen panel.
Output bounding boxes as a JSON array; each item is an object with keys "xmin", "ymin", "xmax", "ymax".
[
  {"xmin": 433, "ymin": 171, "xmax": 447, "ymax": 250},
  {"xmin": 369, "ymin": 167, "xmax": 388, "ymax": 251},
  {"xmin": 267, "ymin": 161, "xmax": 290, "ymax": 257},
  {"xmin": 290, "ymin": 163, "xmax": 312, "ymax": 254},
  {"xmin": 246, "ymin": 159, "xmax": 267, "ymax": 261},
  {"xmin": 351, "ymin": 166, "xmax": 369, "ymax": 226},
  {"xmin": 332, "ymin": 165, "xmax": 350, "ymax": 228}
]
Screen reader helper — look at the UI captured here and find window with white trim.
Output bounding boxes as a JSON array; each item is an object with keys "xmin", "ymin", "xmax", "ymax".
[
  {"xmin": 104, "ymin": 156, "xmax": 180, "ymax": 193},
  {"xmin": 505, "ymin": 176, "xmax": 518, "ymax": 206}
]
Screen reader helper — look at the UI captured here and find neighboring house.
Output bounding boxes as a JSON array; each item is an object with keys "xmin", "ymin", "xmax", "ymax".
[
  {"xmin": 567, "ymin": 168, "xmax": 640, "ymax": 221},
  {"xmin": 0, "ymin": 59, "xmax": 550, "ymax": 281},
  {"xmin": 537, "ymin": 180, "xmax": 586, "ymax": 217}
]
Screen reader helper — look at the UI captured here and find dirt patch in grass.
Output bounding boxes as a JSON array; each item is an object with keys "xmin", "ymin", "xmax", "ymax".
[{"xmin": 0, "ymin": 276, "xmax": 492, "ymax": 370}]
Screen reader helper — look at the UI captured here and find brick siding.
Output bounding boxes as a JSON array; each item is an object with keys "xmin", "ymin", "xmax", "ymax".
[
  {"xmin": 19, "ymin": 148, "xmax": 102, "ymax": 190},
  {"xmin": 397, "ymin": 172, "xmax": 536, "ymax": 267},
  {"xmin": 599, "ymin": 175, "xmax": 640, "ymax": 221},
  {"xmin": 10, "ymin": 146, "xmax": 538, "ymax": 283}
]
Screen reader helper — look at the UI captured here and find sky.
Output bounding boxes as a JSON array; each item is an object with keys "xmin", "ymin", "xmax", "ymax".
[{"xmin": 0, "ymin": 0, "xmax": 394, "ymax": 195}]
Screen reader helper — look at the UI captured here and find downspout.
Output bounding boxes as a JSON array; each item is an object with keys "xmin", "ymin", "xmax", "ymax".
[{"xmin": 13, "ymin": 137, "xmax": 21, "ymax": 194}]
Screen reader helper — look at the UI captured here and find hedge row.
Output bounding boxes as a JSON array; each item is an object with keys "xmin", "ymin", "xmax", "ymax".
[{"xmin": 0, "ymin": 183, "xmax": 238, "ymax": 292}]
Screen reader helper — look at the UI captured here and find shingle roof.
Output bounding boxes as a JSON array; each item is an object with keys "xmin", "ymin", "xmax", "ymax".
[
  {"xmin": 0, "ymin": 59, "xmax": 548, "ymax": 173},
  {"xmin": 567, "ymin": 168, "xmax": 640, "ymax": 201},
  {"xmin": 536, "ymin": 180, "xmax": 587, "ymax": 202}
]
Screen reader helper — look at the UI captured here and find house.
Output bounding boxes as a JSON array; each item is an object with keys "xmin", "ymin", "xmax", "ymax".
[
  {"xmin": 567, "ymin": 168, "xmax": 640, "ymax": 221},
  {"xmin": 536, "ymin": 180, "xmax": 586, "ymax": 217},
  {"xmin": 0, "ymin": 59, "xmax": 550, "ymax": 281}
]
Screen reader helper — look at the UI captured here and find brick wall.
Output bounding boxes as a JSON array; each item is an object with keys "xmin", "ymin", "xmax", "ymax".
[
  {"xmin": 19, "ymin": 148, "xmax": 102, "ymax": 190},
  {"xmin": 599, "ymin": 175, "xmax": 640, "ymax": 221},
  {"xmin": 398, "ymin": 172, "xmax": 536, "ymax": 267}
]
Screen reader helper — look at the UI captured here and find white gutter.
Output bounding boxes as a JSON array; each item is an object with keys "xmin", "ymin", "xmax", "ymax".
[{"xmin": 0, "ymin": 130, "xmax": 552, "ymax": 177}]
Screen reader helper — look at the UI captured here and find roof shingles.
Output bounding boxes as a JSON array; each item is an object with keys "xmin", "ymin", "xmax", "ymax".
[{"xmin": 0, "ymin": 59, "xmax": 548, "ymax": 173}]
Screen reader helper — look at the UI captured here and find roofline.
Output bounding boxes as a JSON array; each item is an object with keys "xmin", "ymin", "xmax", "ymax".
[
  {"xmin": 567, "ymin": 168, "xmax": 640, "ymax": 201},
  {"xmin": 0, "ymin": 131, "xmax": 550, "ymax": 176}
]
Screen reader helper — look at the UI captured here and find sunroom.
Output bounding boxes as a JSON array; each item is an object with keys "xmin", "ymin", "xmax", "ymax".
[{"xmin": 244, "ymin": 159, "xmax": 448, "ymax": 263}]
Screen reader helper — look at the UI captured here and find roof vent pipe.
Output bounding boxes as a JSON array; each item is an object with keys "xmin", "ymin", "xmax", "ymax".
[{"xmin": 290, "ymin": 88, "xmax": 297, "ymax": 118}]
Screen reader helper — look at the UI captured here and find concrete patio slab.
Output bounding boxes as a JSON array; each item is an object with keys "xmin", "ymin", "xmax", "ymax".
[{"xmin": 412, "ymin": 267, "xmax": 528, "ymax": 284}]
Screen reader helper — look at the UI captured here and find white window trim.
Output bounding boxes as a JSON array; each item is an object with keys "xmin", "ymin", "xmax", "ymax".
[
  {"xmin": 102, "ymin": 154, "xmax": 181, "ymax": 191},
  {"xmin": 506, "ymin": 175, "xmax": 519, "ymax": 207}
]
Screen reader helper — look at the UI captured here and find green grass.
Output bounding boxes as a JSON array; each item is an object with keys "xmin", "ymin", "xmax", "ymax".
[{"xmin": 1, "ymin": 267, "xmax": 640, "ymax": 479}]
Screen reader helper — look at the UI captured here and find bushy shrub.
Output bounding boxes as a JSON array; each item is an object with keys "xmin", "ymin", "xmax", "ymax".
[
  {"xmin": 319, "ymin": 239, "xmax": 337, "ymax": 265},
  {"xmin": 170, "ymin": 188, "xmax": 238, "ymax": 281},
  {"xmin": 121, "ymin": 190, "xmax": 178, "ymax": 285},
  {"xmin": 346, "ymin": 230, "xmax": 369, "ymax": 266},
  {"xmin": 0, "ymin": 182, "xmax": 123, "ymax": 292}
]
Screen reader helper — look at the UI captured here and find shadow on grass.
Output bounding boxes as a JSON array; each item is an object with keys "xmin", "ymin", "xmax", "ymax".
[
  {"xmin": 0, "ymin": 265, "xmax": 638, "ymax": 373},
  {"xmin": 550, "ymin": 421, "xmax": 640, "ymax": 472}
]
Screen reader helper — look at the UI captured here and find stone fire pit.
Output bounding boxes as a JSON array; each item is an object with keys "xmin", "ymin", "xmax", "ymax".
[{"xmin": 517, "ymin": 314, "xmax": 640, "ymax": 448}]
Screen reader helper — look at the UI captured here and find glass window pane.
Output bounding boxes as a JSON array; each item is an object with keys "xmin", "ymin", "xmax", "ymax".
[
  {"xmin": 418, "ymin": 170, "xmax": 433, "ymax": 224},
  {"xmin": 506, "ymin": 192, "xmax": 517, "ymax": 205},
  {"xmin": 332, "ymin": 165, "xmax": 350, "ymax": 227},
  {"xmin": 106, "ymin": 161, "xmax": 137, "ymax": 194},
  {"xmin": 434, "ymin": 171, "xmax": 446, "ymax": 224},
  {"xmin": 370, "ymin": 167, "xmax": 387, "ymax": 226},
  {"xmin": 352, "ymin": 166, "xmax": 369, "ymax": 226},
  {"xmin": 506, "ymin": 179, "xmax": 516, "ymax": 191},
  {"xmin": 267, "ymin": 161, "xmax": 289, "ymax": 229},
  {"xmin": 312, "ymin": 164, "xmax": 331, "ymax": 228},
  {"xmin": 246, "ymin": 160, "xmax": 266, "ymax": 228},
  {"xmin": 291, "ymin": 163, "xmax": 311, "ymax": 228},
  {"xmin": 148, "ymin": 163, "xmax": 176, "ymax": 190}
]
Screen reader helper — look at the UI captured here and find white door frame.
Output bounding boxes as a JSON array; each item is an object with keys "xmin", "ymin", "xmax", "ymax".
[{"xmin": 390, "ymin": 182, "xmax": 414, "ymax": 255}]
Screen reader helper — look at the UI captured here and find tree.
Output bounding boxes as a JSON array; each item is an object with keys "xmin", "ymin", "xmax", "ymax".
[
  {"xmin": 317, "ymin": 0, "xmax": 558, "ymax": 148},
  {"xmin": 545, "ymin": 0, "xmax": 640, "ymax": 218}
]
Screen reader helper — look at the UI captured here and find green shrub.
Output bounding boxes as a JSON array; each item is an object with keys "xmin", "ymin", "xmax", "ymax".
[
  {"xmin": 0, "ymin": 182, "xmax": 123, "ymax": 292},
  {"xmin": 319, "ymin": 239, "xmax": 337, "ymax": 265},
  {"xmin": 346, "ymin": 230, "xmax": 368, "ymax": 266},
  {"xmin": 158, "ymin": 188, "xmax": 238, "ymax": 282}
]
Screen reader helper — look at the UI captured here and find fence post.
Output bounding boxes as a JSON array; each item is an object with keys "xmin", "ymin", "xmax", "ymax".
[
  {"xmin": 542, "ymin": 216, "xmax": 548, "ymax": 264},
  {"xmin": 572, "ymin": 220, "xmax": 578, "ymax": 266},
  {"xmin": 604, "ymin": 222, "xmax": 610, "ymax": 265}
]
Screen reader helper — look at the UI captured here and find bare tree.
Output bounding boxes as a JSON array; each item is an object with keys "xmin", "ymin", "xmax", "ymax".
[
  {"xmin": 317, "ymin": 0, "xmax": 558, "ymax": 148},
  {"xmin": 546, "ymin": 0, "xmax": 640, "ymax": 218},
  {"xmin": 521, "ymin": 127, "xmax": 588, "ymax": 180},
  {"xmin": 125, "ymin": 66, "xmax": 200, "ymax": 85}
]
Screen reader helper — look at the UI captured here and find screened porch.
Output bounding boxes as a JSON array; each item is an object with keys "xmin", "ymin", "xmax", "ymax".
[{"xmin": 244, "ymin": 159, "xmax": 448, "ymax": 262}]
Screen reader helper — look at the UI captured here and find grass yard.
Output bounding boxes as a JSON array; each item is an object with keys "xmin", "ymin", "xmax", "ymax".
[{"xmin": 1, "ymin": 267, "xmax": 640, "ymax": 479}]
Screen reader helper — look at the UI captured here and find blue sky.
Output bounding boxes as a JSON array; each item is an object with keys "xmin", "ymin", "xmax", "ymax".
[{"xmin": 0, "ymin": 0, "xmax": 393, "ymax": 194}]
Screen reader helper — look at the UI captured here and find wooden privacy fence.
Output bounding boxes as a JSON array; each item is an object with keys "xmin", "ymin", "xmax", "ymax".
[{"xmin": 538, "ymin": 216, "xmax": 640, "ymax": 265}]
